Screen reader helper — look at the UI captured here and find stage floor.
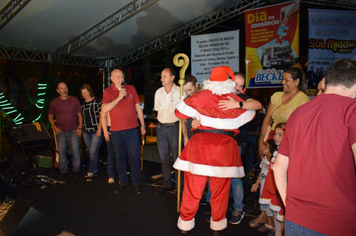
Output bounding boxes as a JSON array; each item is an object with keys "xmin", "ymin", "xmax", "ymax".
[{"xmin": 0, "ymin": 135, "xmax": 267, "ymax": 236}]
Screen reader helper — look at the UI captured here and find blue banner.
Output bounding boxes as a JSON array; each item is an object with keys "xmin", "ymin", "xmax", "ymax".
[{"xmin": 307, "ymin": 9, "xmax": 356, "ymax": 89}]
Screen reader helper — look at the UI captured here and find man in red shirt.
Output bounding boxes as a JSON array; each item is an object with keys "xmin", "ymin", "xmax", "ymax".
[
  {"xmin": 101, "ymin": 68, "xmax": 146, "ymax": 194},
  {"xmin": 274, "ymin": 59, "xmax": 356, "ymax": 236},
  {"xmin": 48, "ymin": 82, "xmax": 82, "ymax": 177}
]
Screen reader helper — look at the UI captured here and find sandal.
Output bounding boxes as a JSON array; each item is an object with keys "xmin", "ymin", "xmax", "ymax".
[
  {"xmin": 108, "ymin": 178, "xmax": 115, "ymax": 184},
  {"xmin": 249, "ymin": 214, "xmax": 267, "ymax": 228},
  {"xmin": 85, "ymin": 174, "xmax": 93, "ymax": 182},
  {"xmin": 258, "ymin": 223, "xmax": 274, "ymax": 233}
]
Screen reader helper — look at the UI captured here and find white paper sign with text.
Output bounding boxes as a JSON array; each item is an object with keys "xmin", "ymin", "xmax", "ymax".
[{"xmin": 191, "ymin": 30, "xmax": 240, "ymax": 86}]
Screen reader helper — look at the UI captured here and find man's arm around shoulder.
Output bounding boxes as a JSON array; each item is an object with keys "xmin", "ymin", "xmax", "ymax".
[{"xmin": 218, "ymin": 96, "xmax": 262, "ymax": 111}]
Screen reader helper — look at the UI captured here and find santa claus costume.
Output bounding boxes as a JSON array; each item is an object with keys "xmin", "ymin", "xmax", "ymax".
[{"xmin": 173, "ymin": 66, "xmax": 255, "ymax": 232}]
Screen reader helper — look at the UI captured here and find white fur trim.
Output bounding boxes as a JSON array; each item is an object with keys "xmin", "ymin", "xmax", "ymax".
[
  {"xmin": 177, "ymin": 216, "xmax": 195, "ymax": 231},
  {"xmin": 173, "ymin": 158, "xmax": 245, "ymax": 178},
  {"xmin": 276, "ymin": 212, "xmax": 284, "ymax": 222},
  {"xmin": 210, "ymin": 217, "xmax": 227, "ymax": 231},
  {"xmin": 269, "ymin": 202, "xmax": 281, "ymax": 212},
  {"xmin": 176, "ymin": 101, "xmax": 255, "ymax": 130},
  {"xmin": 176, "ymin": 100, "xmax": 199, "ymax": 117},
  {"xmin": 259, "ymin": 197, "xmax": 271, "ymax": 205}
]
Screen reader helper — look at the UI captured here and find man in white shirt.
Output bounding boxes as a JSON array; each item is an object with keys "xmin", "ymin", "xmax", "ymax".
[{"xmin": 154, "ymin": 66, "xmax": 182, "ymax": 195}]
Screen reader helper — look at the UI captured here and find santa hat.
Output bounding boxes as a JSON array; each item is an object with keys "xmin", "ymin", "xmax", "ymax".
[
  {"xmin": 203, "ymin": 66, "xmax": 236, "ymax": 95},
  {"xmin": 209, "ymin": 66, "xmax": 235, "ymax": 82}
]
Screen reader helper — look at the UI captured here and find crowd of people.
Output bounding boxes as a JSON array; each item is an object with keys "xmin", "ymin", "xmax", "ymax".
[{"xmin": 48, "ymin": 59, "xmax": 356, "ymax": 236}]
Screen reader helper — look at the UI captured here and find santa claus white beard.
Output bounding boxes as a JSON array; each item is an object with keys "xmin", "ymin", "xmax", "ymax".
[{"xmin": 202, "ymin": 79, "xmax": 236, "ymax": 95}]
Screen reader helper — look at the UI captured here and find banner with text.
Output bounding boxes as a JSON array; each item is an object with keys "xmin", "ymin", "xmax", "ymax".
[
  {"xmin": 245, "ymin": 1, "xmax": 300, "ymax": 88},
  {"xmin": 307, "ymin": 9, "xmax": 356, "ymax": 89},
  {"xmin": 191, "ymin": 30, "xmax": 239, "ymax": 86}
]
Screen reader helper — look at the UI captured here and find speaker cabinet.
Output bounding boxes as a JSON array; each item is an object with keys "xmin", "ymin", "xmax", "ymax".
[
  {"xmin": 12, "ymin": 123, "xmax": 52, "ymax": 149},
  {"xmin": 0, "ymin": 198, "xmax": 65, "ymax": 236}
]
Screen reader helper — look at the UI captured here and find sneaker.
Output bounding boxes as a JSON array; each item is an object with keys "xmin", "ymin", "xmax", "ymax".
[
  {"xmin": 258, "ymin": 223, "xmax": 274, "ymax": 233},
  {"xmin": 108, "ymin": 178, "xmax": 115, "ymax": 184},
  {"xmin": 229, "ymin": 210, "xmax": 244, "ymax": 225}
]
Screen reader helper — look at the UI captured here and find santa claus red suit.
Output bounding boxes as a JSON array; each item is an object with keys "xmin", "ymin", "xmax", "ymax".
[{"xmin": 173, "ymin": 66, "xmax": 255, "ymax": 232}]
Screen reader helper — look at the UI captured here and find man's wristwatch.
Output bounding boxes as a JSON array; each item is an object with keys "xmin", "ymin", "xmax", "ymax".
[
  {"xmin": 78, "ymin": 127, "xmax": 83, "ymax": 130},
  {"xmin": 239, "ymin": 101, "xmax": 243, "ymax": 109}
]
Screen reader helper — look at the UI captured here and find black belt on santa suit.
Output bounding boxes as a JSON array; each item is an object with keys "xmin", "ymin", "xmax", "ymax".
[{"xmin": 193, "ymin": 129, "xmax": 234, "ymax": 137}]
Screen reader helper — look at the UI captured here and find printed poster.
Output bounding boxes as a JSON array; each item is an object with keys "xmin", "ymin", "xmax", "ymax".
[
  {"xmin": 307, "ymin": 9, "xmax": 356, "ymax": 90},
  {"xmin": 245, "ymin": 1, "xmax": 300, "ymax": 88},
  {"xmin": 191, "ymin": 30, "xmax": 239, "ymax": 86}
]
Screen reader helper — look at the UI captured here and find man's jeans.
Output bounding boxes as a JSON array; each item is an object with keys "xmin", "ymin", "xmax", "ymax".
[
  {"xmin": 206, "ymin": 143, "xmax": 244, "ymax": 212},
  {"xmin": 206, "ymin": 178, "xmax": 244, "ymax": 212},
  {"xmin": 111, "ymin": 128, "xmax": 141, "ymax": 185},
  {"xmin": 285, "ymin": 219, "xmax": 328, "ymax": 236},
  {"xmin": 56, "ymin": 130, "xmax": 81, "ymax": 173},
  {"xmin": 82, "ymin": 131, "xmax": 103, "ymax": 175},
  {"xmin": 231, "ymin": 178, "xmax": 244, "ymax": 211},
  {"xmin": 156, "ymin": 123, "xmax": 179, "ymax": 189}
]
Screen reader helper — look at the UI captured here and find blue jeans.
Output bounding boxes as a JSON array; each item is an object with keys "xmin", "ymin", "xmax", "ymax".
[
  {"xmin": 285, "ymin": 219, "xmax": 327, "ymax": 236},
  {"xmin": 231, "ymin": 178, "xmax": 244, "ymax": 211},
  {"xmin": 156, "ymin": 123, "xmax": 179, "ymax": 189},
  {"xmin": 111, "ymin": 128, "xmax": 141, "ymax": 185},
  {"xmin": 106, "ymin": 127, "xmax": 116, "ymax": 178},
  {"xmin": 206, "ymin": 178, "xmax": 244, "ymax": 212},
  {"xmin": 206, "ymin": 145, "xmax": 244, "ymax": 212},
  {"xmin": 82, "ymin": 131, "xmax": 103, "ymax": 175},
  {"xmin": 56, "ymin": 130, "xmax": 81, "ymax": 173}
]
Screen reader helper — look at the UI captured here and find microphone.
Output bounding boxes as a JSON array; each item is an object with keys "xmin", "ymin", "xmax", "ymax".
[{"xmin": 121, "ymin": 82, "xmax": 125, "ymax": 99}]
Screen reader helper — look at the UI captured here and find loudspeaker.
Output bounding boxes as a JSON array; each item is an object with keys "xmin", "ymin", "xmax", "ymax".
[
  {"xmin": 0, "ymin": 198, "xmax": 65, "ymax": 236},
  {"xmin": 12, "ymin": 153, "xmax": 28, "ymax": 172},
  {"xmin": 12, "ymin": 124, "xmax": 52, "ymax": 149}
]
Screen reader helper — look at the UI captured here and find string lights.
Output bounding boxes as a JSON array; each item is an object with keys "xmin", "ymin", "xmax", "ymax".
[
  {"xmin": 0, "ymin": 83, "xmax": 48, "ymax": 124},
  {"xmin": 0, "ymin": 92, "xmax": 24, "ymax": 124},
  {"xmin": 33, "ymin": 83, "xmax": 47, "ymax": 122}
]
